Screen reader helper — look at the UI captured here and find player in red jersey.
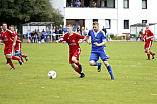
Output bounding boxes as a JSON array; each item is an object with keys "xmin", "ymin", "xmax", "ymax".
[
  {"xmin": 0, "ymin": 23, "xmax": 22, "ymax": 70},
  {"xmin": 10, "ymin": 25, "xmax": 28, "ymax": 63},
  {"xmin": 144, "ymin": 23, "xmax": 155, "ymax": 60},
  {"xmin": 58, "ymin": 25, "xmax": 85, "ymax": 78}
]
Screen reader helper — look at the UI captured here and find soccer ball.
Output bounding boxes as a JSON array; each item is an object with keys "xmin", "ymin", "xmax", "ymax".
[{"xmin": 48, "ymin": 71, "xmax": 57, "ymax": 79}]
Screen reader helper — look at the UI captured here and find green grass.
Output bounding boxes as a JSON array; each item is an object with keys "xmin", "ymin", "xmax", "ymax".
[{"xmin": 0, "ymin": 42, "xmax": 157, "ymax": 104}]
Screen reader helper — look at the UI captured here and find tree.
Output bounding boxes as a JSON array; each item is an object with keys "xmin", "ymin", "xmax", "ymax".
[{"xmin": 0, "ymin": 0, "xmax": 64, "ymax": 33}]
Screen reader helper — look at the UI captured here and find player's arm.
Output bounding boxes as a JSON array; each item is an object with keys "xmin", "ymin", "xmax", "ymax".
[
  {"xmin": 146, "ymin": 31, "xmax": 154, "ymax": 39},
  {"xmin": 13, "ymin": 35, "xmax": 17, "ymax": 46},
  {"xmin": 78, "ymin": 35, "xmax": 89, "ymax": 44},
  {"xmin": 58, "ymin": 36, "xmax": 66, "ymax": 42},
  {"xmin": 94, "ymin": 41, "xmax": 106, "ymax": 46}
]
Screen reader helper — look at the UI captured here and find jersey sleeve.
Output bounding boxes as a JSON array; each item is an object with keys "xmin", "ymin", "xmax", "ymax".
[
  {"xmin": 101, "ymin": 31, "xmax": 107, "ymax": 42},
  {"xmin": 60, "ymin": 34, "xmax": 67, "ymax": 41},
  {"xmin": 77, "ymin": 34, "xmax": 85, "ymax": 39},
  {"xmin": 150, "ymin": 30, "xmax": 154, "ymax": 36},
  {"xmin": 88, "ymin": 30, "xmax": 91, "ymax": 36}
]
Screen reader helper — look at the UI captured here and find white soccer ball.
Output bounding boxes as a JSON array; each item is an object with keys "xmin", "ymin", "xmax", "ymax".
[{"xmin": 48, "ymin": 71, "xmax": 57, "ymax": 79}]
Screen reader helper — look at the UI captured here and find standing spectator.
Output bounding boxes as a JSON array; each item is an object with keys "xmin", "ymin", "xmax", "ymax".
[
  {"xmin": 77, "ymin": 25, "xmax": 81, "ymax": 34},
  {"xmin": 46, "ymin": 27, "xmax": 50, "ymax": 35},
  {"xmin": 75, "ymin": 0, "xmax": 81, "ymax": 7},
  {"xmin": 55, "ymin": 26, "xmax": 59, "ymax": 40},
  {"xmin": 31, "ymin": 31, "xmax": 36, "ymax": 43},
  {"xmin": 81, "ymin": 27, "xmax": 86, "ymax": 36},
  {"xmin": 85, "ymin": 27, "xmax": 89, "ymax": 34},
  {"xmin": 63, "ymin": 25, "xmax": 67, "ymax": 34},
  {"xmin": 92, "ymin": 1, "xmax": 97, "ymax": 7},
  {"xmin": 34, "ymin": 29, "xmax": 37, "ymax": 42},
  {"xmin": 36, "ymin": 29, "xmax": 42, "ymax": 43},
  {"xmin": 59, "ymin": 25, "xmax": 63, "ymax": 34},
  {"xmin": 70, "ymin": 0, "xmax": 74, "ymax": 7},
  {"xmin": 14, "ymin": 25, "xmax": 18, "ymax": 34},
  {"xmin": 73, "ymin": 25, "xmax": 76, "ymax": 32},
  {"xmin": 102, "ymin": 26, "xmax": 107, "ymax": 35},
  {"xmin": 26, "ymin": 30, "xmax": 32, "ymax": 42}
]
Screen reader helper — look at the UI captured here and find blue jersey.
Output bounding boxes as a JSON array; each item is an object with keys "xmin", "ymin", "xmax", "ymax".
[{"xmin": 88, "ymin": 30, "xmax": 106, "ymax": 52}]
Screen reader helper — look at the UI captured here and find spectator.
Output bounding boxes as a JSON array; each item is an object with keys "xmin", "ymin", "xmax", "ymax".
[
  {"xmin": 73, "ymin": 25, "xmax": 76, "ymax": 32},
  {"xmin": 75, "ymin": 0, "xmax": 81, "ymax": 7},
  {"xmin": 0, "ymin": 26, "xmax": 2, "ymax": 33},
  {"xmin": 59, "ymin": 25, "xmax": 63, "ymax": 34},
  {"xmin": 102, "ymin": 26, "xmax": 107, "ymax": 35},
  {"xmin": 14, "ymin": 25, "xmax": 18, "ymax": 34},
  {"xmin": 46, "ymin": 27, "xmax": 50, "ymax": 35},
  {"xmin": 55, "ymin": 26, "xmax": 59, "ymax": 40},
  {"xmin": 92, "ymin": 1, "xmax": 97, "ymax": 7},
  {"xmin": 63, "ymin": 25, "xmax": 67, "ymax": 34},
  {"xmin": 31, "ymin": 31, "xmax": 36, "ymax": 43},
  {"xmin": 36, "ymin": 29, "xmax": 42, "ymax": 43},
  {"xmin": 77, "ymin": 25, "xmax": 81, "ymax": 34},
  {"xmin": 85, "ymin": 27, "xmax": 89, "ymax": 34},
  {"xmin": 81, "ymin": 27, "xmax": 86, "ymax": 36},
  {"xmin": 70, "ymin": 0, "xmax": 74, "ymax": 7},
  {"xmin": 42, "ymin": 29, "xmax": 49, "ymax": 42},
  {"xmin": 26, "ymin": 30, "xmax": 32, "ymax": 42}
]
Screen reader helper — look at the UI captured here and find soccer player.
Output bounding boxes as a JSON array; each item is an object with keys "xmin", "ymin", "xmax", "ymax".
[
  {"xmin": 10, "ymin": 25, "xmax": 28, "ymax": 63},
  {"xmin": 58, "ymin": 25, "xmax": 85, "ymax": 78},
  {"xmin": 0, "ymin": 23, "xmax": 22, "ymax": 70},
  {"xmin": 79, "ymin": 21, "xmax": 115, "ymax": 80},
  {"xmin": 144, "ymin": 23, "xmax": 155, "ymax": 60}
]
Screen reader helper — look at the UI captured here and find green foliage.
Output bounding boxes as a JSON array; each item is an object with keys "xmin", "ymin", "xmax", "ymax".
[
  {"xmin": 0, "ymin": 0, "xmax": 64, "ymax": 32},
  {"xmin": 0, "ymin": 42, "xmax": 157, "ymax": 103}
]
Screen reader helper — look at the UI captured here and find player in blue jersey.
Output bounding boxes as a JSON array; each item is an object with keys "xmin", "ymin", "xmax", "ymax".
[{"xmin": 79, "ymin": 21, "xmax": 115, "ymax": 80}]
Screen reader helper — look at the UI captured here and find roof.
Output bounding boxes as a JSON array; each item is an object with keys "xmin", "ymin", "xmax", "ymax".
[
  {"xmin": 130, "ymin": 23, "xmax": 157, "ymax": 27},
  {"xmin": 22, "ymin": 22, "xmax": 54, "ymax": 26}
]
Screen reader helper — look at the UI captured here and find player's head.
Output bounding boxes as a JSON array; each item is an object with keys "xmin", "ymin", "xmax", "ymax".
[
  {"xmin": 2, "ymin": 22, "xmax": 7, "ymax": 31},
  {"xmin": 66, "ymin": 24, "xmax": 73, "ymax": 34},
  {"xmin": 93, "ymin": 21, "xmax": 99, "ymax": 32},
  {"xmin": 10, "ymin": 25, "xmax": 15, "ymax": 32},
  {"xmin": 146, "ymin": 23, "xmax": 149, "ymax": 29}
]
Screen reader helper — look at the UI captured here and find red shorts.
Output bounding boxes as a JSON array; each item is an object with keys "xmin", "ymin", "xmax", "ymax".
[
  {"xmin": 4, "ymin": 45, "xmax": 14, "ymax": 55},
  {"xmin": 15, "ymin": 42, "xmax": 21, "ymax": 52},
  {"xmin": 144, "ymin": 41, "xmax": 152, "ymax": 50},
  {"xmin": 69, "ymin": 48, "xmax": 81, "ymax": 64}
]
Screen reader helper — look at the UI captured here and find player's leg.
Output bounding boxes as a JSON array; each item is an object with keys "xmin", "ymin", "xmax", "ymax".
[
  {"xmin": 103, "ymin": 61, "xmax": 115, "ymax": 80},
  {"xmin": 5, "ymin": 54, "xmax": 15, "ymax": 70},
  {"xmin": 71, "ymin": 56, "xmax": 83, "ymax": 73},
  {"xmin": 89, "ymin": 52, "xmax": 101, "ymax": 72},
  {"xmin": 69, "ymin": 53, "xmax": 85, "ymax": 78},
  {"xmin": 100, "ymin": 51, "xmax": 115, "ymax": 80}
]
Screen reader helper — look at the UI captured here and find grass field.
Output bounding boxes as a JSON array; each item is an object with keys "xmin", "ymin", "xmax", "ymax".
[{"xmin": 0, "ymin": 42, "xmax": 157, "ymax": 104}]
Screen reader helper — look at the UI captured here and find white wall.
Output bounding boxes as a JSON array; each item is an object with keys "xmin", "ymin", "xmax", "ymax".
[{"xmin": 52, "ymin": 0, "xmax": 157, "ymax": 36}]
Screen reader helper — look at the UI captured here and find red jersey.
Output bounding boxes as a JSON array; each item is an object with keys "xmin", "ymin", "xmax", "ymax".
[
  {"xmin": 14, "ymin": 31, "xmax": 21, "ymax": 43},
  {"xmin": 144, "ymin": 29, "xmax": 154, "ymax": 42},
  {"xmin": 0, "ymin": 29, "xmax": 16, "ymax": 46},
  {"xmin": 61, "ymin": 32, "xmax": 85, "ymax": 52}
]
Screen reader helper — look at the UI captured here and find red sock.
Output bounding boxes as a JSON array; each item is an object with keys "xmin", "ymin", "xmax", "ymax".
[
  {"xmin": 7, "ymin": 59, "xmax": 15, "ymax": 68},
  {"xmin": 149, "ymin": 51, "xmax": 154, "ymax": 55},
  {"xmin": 22, "ymin": 55, "xmax": 27, "ymax": 58},
  {"xmin": 74, "ymin": 67, "xmax": 81, "ymax": 74},
  {"xmin": 12, "ymin": 56, "xmax": 20, "ymax": 61},
  {"xmin": 147, "ymin": 52, "xmax": 150, "ymax": 59},
  {"xmin": 19, "ymin": 55, "xmax": 24, "ymax": 62}
]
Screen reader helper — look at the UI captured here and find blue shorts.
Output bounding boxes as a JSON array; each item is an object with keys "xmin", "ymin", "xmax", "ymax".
[{"xmin": 89, "ymin": 51, "xmax": 108, "ymax": 62}]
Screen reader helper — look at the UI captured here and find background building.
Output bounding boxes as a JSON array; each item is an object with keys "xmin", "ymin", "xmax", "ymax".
[{"xmin": 51, "ymin": 0, "xmax": 157, "ymax": 37}]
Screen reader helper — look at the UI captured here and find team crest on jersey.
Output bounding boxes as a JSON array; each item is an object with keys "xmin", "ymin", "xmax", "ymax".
[{"xmin": 72, "ymin": 39, "xmax": 75, "ymax": 42}]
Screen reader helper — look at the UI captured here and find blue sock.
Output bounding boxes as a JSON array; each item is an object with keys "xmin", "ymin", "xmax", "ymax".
[
  {"xmin": 13, "ymin": 52, "xmax": 21, "ymax": 56},
  {"xmin": 94, "ymin": 62, "xmax": 101, "ymax": 66},
  {"xmin": 107, "ymin": 65, "xmax": 114, "ymax": 77}
]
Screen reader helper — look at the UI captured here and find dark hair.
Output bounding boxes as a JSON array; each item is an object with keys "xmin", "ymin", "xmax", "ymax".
[{"xmin": 2, "ymin": 22, "xmax": 7, "ymax": 26}]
